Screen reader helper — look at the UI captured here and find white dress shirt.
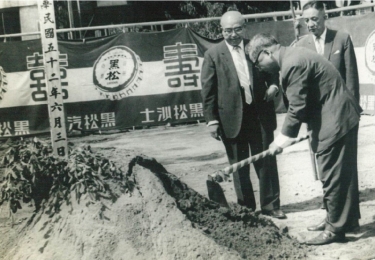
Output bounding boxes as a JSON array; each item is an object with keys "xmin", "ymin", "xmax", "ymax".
[
  {"xmin": 225, "ymin": 40, "xmax": 251, "ymax": 83},
  {"xmin": 314, "ymin": 28, "xmax": 327, "ymax": 55}
]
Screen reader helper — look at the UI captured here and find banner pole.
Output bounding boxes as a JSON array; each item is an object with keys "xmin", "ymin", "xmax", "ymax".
[
  {"xmin": 37, "ymin": 0, "xmax": 68, "ymax": 159},
  {"xmin": 290, "ymin": 0, "xmax": 300, "ymax": 41}
]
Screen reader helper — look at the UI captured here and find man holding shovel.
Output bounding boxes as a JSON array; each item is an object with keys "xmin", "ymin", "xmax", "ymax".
[
  {"xmin": 247, "ymin": 33, "xmax": 361, "ymax": 245},
  {"xmin": 201, "ymin": 11, "xmax": 286, "ymax": 219},
  {"xmin": 295, "ymin": 1, "xmax": 361, "ymax": 232}
]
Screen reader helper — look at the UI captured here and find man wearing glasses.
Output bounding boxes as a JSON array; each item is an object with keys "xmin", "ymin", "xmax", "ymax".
[
  {"xmin": 201, "ymin": 11, "xmax": 285, "ymax": 219},
  {"xmin": 294, "ymin": 0, "xmax": 361, "ymax": 232},
  {"xmin": 247, "ymin": 33, "xmax": 362, "ymax": 245}
]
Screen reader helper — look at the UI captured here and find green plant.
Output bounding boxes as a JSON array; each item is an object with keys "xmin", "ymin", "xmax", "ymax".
[{"xmin": 0, "ymin": 137, "xmax": 124, "ymax": 223}]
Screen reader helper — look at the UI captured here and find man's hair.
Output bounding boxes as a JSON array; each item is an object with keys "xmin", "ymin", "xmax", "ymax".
[
  {"xmin": 302, "ymin": 0, "xmax": 325, "ymax": 11},
  {"xmin": 246, "ymin": 33, "xmax": 279, "ymax": 62}
]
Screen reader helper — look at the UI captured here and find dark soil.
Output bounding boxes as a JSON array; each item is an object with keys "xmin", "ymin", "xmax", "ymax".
[
  {"xmin": 0, "ymin": 138, "xmax": 307, "ymax": 260},
  {"xmin": 129, "ymin": 155, "xmax": 308, "ymax": 259},
  {"xmin": 3, "ymin": 115, "xmax": 373, "ymax": 259}
]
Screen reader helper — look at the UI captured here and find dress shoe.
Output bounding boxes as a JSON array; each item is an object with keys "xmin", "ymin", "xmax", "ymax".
[
  {"xmin": 308, "ymin": 220, "xmax": 360, "ymax": 233},
  {"xmin": 262, "ymin": 209, "xmax": 286, "ymax": 219},
  {"xmin": 305, "ymin": 230, "xmax": 345, "ymax": 245},
  {"xmin": 307, "ymin": 220, "xmax": 325, "ymax": 231}
]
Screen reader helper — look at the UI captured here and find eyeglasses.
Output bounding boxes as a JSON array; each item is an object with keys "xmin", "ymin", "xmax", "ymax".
[
  {"xmin": 222, "ymin": 26, "xmax": 243, "ymax": 34},
  {"xmin": 254, "ymin": 49, "xmax": 266, "ymax": 68}
]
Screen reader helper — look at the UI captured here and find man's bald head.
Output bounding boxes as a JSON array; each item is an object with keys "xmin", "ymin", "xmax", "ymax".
[
  {"xmin": 220, "ymin": 11, "xmax": 245, "ymax": 46},
  {"xmin": 220, "ymin": 11, "xmax": 244, "ymax": 27}
]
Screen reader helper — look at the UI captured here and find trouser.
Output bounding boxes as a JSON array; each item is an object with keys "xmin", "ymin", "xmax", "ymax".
[
  {"xmin": 316, "ymin": 125, "xmax": 360, "ymax": 233},
  {"xmin": 221, "ymin": 106, "xmax": 280, "ymax": 211}
]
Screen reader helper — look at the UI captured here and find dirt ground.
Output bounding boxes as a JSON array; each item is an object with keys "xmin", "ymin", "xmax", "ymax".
[{"xmin": 0, "ymin": 113, "xmax": 374, "ymax": 260}]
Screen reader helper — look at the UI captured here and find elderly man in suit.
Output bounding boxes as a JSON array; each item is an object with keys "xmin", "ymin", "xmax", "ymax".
[
  {"xmin": 295, "ymin": 0, "xmax": 361, "ymax": 232},
  {"xmin": 247, "ymin": 33, "xmax": 362, "ymax": 245},
  {"xmin": 201, "ymin": 11, "xmax": 286, "ymax": 219}
]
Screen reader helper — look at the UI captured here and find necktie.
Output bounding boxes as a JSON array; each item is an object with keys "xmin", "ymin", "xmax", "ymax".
[
  {"xmin": 232, "ymin": 46, "xmax": 252, "ymax": 104},
  {"xmin": 315, "ymin": 36, "xmax": 323, "ymax": 55}
]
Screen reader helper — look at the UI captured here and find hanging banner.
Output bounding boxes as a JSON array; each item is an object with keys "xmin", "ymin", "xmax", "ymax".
[
  {"xmin": 0, "ymin": 28, "xmax": 216, "ymax": 137},
  {"xmin": 0, "ymin": 12, "xmax": 374, "ymax": 138}
]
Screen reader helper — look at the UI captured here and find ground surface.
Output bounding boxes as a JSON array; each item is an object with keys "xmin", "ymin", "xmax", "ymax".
[{"xmin": 0, "ymin": 114, "xmax": 374, "ymax": 260}]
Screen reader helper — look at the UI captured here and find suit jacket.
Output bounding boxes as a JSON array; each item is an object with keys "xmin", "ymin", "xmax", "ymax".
[
  {"xmin": 295, "ymin": 28, "xmax": 360, "ymax": 102},
  {"xmin": 279, "ymin": 47, "xmax": 362, "ymax": 152},
  {"xmin": 201, "ymin": 39, "xmax": 278, "ymax": 139}
]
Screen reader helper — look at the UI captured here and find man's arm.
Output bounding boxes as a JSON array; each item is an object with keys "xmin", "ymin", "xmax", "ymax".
[
  {"xmin": 281, "ymin": 64, "xmax": 309, "ymax": 137},
  {"xmin": 201, "ymin": 51, "xmax": 221, "ymax": 140},
  {"xmin": 270, "ymin": 62, "xmax": 309, "ymax": 154},
  {"xmin": 201, "ymin": 51, "xmax": 219, "ymax": 123},
  {"xmin": 271, "ymin": 64, "xmax": 311, "ymax": 148},
  {"xmin": 343, "ymin": 35, "xmax": 360, "ymax": 102}
]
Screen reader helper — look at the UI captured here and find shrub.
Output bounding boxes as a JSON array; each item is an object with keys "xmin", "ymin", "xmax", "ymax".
[{"xmin": 0, "ymin": 137, "xmax": 124, "ymax": 223}]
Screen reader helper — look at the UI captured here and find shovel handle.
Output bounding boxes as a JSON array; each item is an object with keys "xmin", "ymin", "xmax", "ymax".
[{"xmin": 223, "ymin": 135, "xmax": 309, "ymax": 175}]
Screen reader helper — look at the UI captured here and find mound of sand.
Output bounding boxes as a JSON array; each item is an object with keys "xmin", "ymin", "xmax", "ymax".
[{"xmin": 1, "ymin": 155, "xmax": 306, "ymax": 260}]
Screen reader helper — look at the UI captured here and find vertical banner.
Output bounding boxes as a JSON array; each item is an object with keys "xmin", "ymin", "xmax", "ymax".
[{"xmin": 37, "ymin": 0, "xmax": 68, "ymax": 158}]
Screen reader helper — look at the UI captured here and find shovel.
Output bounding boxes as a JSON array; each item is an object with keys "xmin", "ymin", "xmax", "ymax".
[{"xmin": 207, "ymin": 135, "xmax": 309, "ymax": 207}]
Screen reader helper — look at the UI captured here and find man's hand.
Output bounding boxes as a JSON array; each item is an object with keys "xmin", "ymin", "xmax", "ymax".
[
  {"xmin": 269, "ymin": 141, "xmax": 283, "ymax": 156},
  {"xmin": 208, "ymin": 124, "xmax": 222, "ymax": 141},
  {"xmin": 264, "ymin": 85, "xmax": 279, "ymax": 102}
]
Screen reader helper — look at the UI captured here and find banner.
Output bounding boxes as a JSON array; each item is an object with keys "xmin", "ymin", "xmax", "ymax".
[
  {"xmin": 0, "ymin": 28, "xmax": 219, "ymax": 137},
  {"xmin": 0, "ymin": 12, "xmax": 374, "ymax": 138}
]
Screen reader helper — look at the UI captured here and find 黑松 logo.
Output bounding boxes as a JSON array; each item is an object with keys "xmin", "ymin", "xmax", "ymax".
[{"xmin": 93, "ymin": 46, "xmax": 143, "ymax": 100}]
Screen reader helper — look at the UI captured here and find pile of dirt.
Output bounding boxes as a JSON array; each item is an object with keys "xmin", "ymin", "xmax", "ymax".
[
  {"xmin": 0, "ymin": 146, "xmax": 307, "ymax": 259},
  {"xmin": 130, "ymin": 156, "xmax": 307, "ymax": 259}
]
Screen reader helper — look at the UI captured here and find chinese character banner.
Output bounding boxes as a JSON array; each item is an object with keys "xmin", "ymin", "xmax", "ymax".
[
  {"xmin": 0, "ymin": 12, "xmax": 374, "ymax": 138},
  {"xmin": 0, "ymin": 28, "xmax": 217, "ymax": 137},
  {"xmin": 1, "ymin": 28, "xmax": 212, "ymax": 105}
]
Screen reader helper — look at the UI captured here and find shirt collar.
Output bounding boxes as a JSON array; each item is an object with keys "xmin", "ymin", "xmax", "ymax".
[
  {"xmin": 225, "ymin": 40, "xmax": 244, "ymax": 51},
  {"xmin": 314, "ymin": 27, "xmax": 327, "ymax": 42}
]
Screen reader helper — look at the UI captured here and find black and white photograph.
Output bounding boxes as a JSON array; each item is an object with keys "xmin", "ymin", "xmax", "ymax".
[{"xmin": 0, "ymin": 1, "xmax": 374, "ymax": 259}]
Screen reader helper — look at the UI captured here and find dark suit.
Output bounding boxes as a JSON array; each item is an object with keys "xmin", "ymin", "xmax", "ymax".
[
  {"xmin": 296, "ymin": 28, "xmax": 361, "ymax": 225},
  {"xmin": 295, "ymin": 28, "xmax": 360, "ymax": 102},
  {"xmin": 201, "ymin": 39, "xmax": 280, "ymax": 211},
  {"xmin": 279, "ymin": 46, "xmax": 362, "ymax": 233}
]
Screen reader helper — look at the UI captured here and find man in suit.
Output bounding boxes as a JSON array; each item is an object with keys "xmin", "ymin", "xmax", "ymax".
[
  {"xmin": 247, "ymin": 33, "xmax": 362, "ymax": 245},
  {"xmin": 201, "ymin": 11, "xmax": 286, "ymax": 219},
  {"xmin": 295, "ymin": 0, "xmax": 360, "ymax": 102},
  {"xmin": 295, "ymin": 0, "xmax": 361, "ymax": 231}
]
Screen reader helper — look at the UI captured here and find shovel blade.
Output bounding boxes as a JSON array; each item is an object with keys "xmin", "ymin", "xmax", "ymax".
[{"xmin": 206, "ymin": 179, "xmax": 229, "ymax": 208}]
